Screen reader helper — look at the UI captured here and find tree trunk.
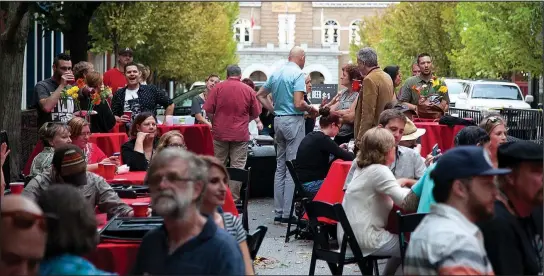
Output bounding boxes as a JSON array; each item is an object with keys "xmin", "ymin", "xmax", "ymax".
[
  {"xmin": 63, "ymin": 2, "xmax": 101, "ymax": 64},
  {"xmin": 0, "ymin": 2, "xmax": 30, "ymax": 179}
]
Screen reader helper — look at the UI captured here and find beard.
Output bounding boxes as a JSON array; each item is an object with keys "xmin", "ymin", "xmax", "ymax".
[
  {"xmin": 152, "ymin": 189, "xmax": 192, "ymax": 219},
  {"xmin": 467, "ymin": 194, "xmax": 494, "ymax": 222}
]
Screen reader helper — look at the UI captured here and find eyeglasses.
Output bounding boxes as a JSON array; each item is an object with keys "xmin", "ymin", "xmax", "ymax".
[
  {"xmin": 167, "ymin": 144, "xmax": 186, "ymax": 148},
  {"xmin": 1, "ymin": 211, "xmax": 57, "ymax": 232},
  {"xmin": 147, "ymin": 173, "xmax": 195, "ymax": 186}
]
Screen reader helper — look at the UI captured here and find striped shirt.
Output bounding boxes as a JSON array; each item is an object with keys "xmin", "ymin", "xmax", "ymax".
[
  {"xmin": 222, "ymin": 212, "xmax": 247, "ymax": 243},
  {"xmin": 404, "ymin": 204, "xmax": 495, "ymax": 275}
]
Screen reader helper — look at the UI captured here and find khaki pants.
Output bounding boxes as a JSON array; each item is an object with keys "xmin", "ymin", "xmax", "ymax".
[{"xmin": 213, "ymin": 140, "xmax": 249, "ymax": 201}]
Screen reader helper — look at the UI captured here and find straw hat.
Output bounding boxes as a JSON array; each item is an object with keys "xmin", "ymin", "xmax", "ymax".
[{"xmin": 401, "ymin": 118, "xmax": 426, "ymax": 141}]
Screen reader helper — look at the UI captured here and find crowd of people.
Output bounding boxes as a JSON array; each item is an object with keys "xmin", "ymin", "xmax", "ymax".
[{"xmin": 0, "ymin": 43, "xmax": 542, "ymax": 276}]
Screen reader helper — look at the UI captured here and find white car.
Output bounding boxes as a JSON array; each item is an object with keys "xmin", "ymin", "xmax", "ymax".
[
  {"xmin": 444, "ymin": 78, "xmax": 470, "ymax": 107},
  {"xmin": 454, "ymin": 81, "xmax": 533, "ymax": 111},
  {"xmin": 189, "ymin": 81, "xmax": 206, "ymax": 91}
]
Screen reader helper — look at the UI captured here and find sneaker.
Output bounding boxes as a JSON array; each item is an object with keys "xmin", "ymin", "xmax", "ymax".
[{"xmin": 273, "ymin": 216, "xmax": 282, "ymax": 223}]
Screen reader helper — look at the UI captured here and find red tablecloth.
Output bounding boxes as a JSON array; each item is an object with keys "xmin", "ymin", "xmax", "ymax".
[
  {"xmin": 156, "ymin": 125, "xmax": 214, "ymax": 156},
  {"xmin": 303, "ymin": 160, "xmax": 405, "ymax": 233},
  {"xmin": 414, "ymin": 122, "xmax": 465, "ymax": 157},
  {"xmin": 108, "ymin": 171, "xmax": 148, "ymax": 185},
  {"xmin": 89, "ymin": 133, "xmax": 129, "ymax": 158},
  {"xmin": 110, "ymin": 122, "xmax": 126, "ymax": 134}
]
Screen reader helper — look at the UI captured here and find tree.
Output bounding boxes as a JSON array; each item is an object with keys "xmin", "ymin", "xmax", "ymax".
[
  {"xmin": 451, "ymin": 2, "xmax": 543, "ymax": 78},
  {"xmin": 0, "ymin": 2, "xmax": 30, "ymax": 179},
  {"xmin": 89, "ymin": 2, "xmax": 239, "ymax": 84},
  {"xmin": 89, "ymin": 2, "xmax": 158, "ymax": 63},
  {"xmin": 32, "ymin": 2, "xmax": 101, "ymax": 64}
]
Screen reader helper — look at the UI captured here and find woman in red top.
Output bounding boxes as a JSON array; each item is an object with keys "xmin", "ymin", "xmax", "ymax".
[{"xmin": 67, "ymin": 117, "xmax": 119, "ymax": 172}]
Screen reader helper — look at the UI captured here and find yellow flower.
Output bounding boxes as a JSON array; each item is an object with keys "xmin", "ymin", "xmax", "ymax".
[
  {"xmin": 432, "ymin": 78, "xmax": 441, "ymax": 87},
  {"xmin": 439, "ymin": 86, "xmax": 448, "ymax": 93}
]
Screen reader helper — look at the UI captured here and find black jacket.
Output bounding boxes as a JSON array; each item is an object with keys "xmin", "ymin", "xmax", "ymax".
[{"xmin": 121, "ymin": 138, "xmax": 158, "ymax": 171}]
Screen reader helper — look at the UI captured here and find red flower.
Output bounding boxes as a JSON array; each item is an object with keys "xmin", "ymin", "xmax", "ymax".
[{"xmin": 76, "ymin": 78, "xmax": 86, "ymax": 89}]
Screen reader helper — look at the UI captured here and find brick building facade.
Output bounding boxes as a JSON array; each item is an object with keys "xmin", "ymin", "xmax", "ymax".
[{"xmin": 236, "ymin": 2, "xmax": 391, "ymax": 85}]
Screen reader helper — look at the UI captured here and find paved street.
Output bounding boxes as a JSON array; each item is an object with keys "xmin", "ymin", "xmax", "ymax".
[{"xmin": 247, "ymin": 198, "xmax": 386, "ymax": 275}]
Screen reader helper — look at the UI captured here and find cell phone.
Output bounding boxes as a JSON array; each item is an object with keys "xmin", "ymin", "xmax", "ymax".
[
  {"xmin": 113, "ymin": 152, "xmax": 120, "ymax": 157},
  {"xmin": 431, "ymin": 144, "xmax": 440, "ymax": 156}
]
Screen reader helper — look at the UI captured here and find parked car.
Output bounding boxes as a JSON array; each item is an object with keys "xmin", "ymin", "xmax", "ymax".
[
  {"xmin": 444, "ymin": 78, "xmax": 470, "ymax": 107},
  {"xmin": 454, "ymin": 80, "xmax": 533, "ymax": 111},
  {"xmin": 189, "ymin": 81, "xmax": 206, "ymax": 91}
]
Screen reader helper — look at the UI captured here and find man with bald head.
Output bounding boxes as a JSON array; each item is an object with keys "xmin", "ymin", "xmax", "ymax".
[
  {"xmin": 257, "ymin": 46, "xmax": 318, "ymax": 223},
  {"xmin": 1, "ymin": 195, "xmax": 47, "ymax": 276}
]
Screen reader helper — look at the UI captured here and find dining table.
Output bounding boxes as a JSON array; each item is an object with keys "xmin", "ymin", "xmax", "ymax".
[{"xmin": 414, "ymin": 122, "xmax": 465, "ymax": 157}]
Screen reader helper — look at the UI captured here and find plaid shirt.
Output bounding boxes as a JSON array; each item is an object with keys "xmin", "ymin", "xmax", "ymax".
[
  {"xmin": 404, "ymin": 203, "xmax": 495, "ymax": 275},
  {"xmin": 23, "ymin": 170, "xmax": 133, "ymax": 218}
]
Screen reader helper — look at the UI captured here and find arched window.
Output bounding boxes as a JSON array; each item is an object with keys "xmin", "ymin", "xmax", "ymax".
[
  {"xmin": 233, "ymin": 19, "xmax": 252, "ymax": 44},
  {"xmin": 322, "ymin": 19, "xmax": 339, "ymax": 45},
  {"xmin": 350, "ymin": 20, "xmax": 362, "ymax": 45},
  {"xmin": 249, "ymin": 71, "xmax": 267, "ymax": 82}
]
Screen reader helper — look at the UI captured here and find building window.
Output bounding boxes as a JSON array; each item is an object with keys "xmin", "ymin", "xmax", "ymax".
[
  {"xmin": 322, "ymin": 19, "xmax": 339, "ymax": 45},
  {"xmin": 249, "ymin": 71, "xmax": 267, "ymax": 82},
  {"xmin": 350, "ymin": 20, "xmax": 362, "ymax": 45},
  {"xmin": 234, "ymin": 19, "xmax": 252, "ymax": 44},
  {"xmin": 278, "ymin": 14, "xmax": 296, "ymax": 49}
]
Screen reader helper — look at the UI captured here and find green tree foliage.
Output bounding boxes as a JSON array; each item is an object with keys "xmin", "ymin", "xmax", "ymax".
[
  {"xmin": 89, "ymin": 2, "xmax": 239, "ymax": 84},
  {"xmin": 351, "ymin": 2, "xmax": 542, "ymax": 79},
  {"xmin": 354, "ymin": 2, "xmax": 458, "ymax": 78},
  {"xmin": 451, "ymin": 2, "xmax": 543, "ymax": 78}
]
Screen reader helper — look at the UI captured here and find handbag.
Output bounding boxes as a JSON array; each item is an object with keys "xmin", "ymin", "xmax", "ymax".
[{"xmin": 416, "ymin": 95, "xmax": 446, "ymax": 119}]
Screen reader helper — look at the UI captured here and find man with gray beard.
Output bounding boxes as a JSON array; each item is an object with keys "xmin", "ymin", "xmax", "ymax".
[{"xmin": 131, "ymin": 148, "xmax": 245, "ymax": 275}]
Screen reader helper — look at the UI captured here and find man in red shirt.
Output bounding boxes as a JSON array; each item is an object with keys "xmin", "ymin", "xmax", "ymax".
[
  {"xmin": 103, "ymin": 48, "xmax": 134, "ymax": 94},
  {"xmin": 203, "ymin": 65, "xmax": 261, "ymax": 200}
]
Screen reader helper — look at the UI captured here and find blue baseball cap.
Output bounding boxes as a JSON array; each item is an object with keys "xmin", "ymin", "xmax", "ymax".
[{"xmin": 431, "ymin": 146, "xmax": 511, "ymax": 183}]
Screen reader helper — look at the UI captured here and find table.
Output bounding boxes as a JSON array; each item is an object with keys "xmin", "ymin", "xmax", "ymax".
[
  {"xmin": 106, "ymin": 172, "xmax": 239, "ymax": 216},
  {"xmin": 157, "ymin": 125, "xmax": 214, "ymax": 156},
  {"xmin": 304, "ymin": 160, "xmax": 406, "ymax": 233},
  {"xmin": 90, "ymin": 190, "xmax": 239, "ymax": 275},
  {"xmin": 110, "ymin": 122, "xmax": 126, "ymax": 134},
  {"xmin": 89, "ymin": 133, "xmax": 129, "ymax": 158},
  {"xmin": 414, "ymin": 122, "xmax": 465, "ymax": 157}
]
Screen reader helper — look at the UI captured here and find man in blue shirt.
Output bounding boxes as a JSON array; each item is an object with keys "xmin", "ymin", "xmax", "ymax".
[
  {"xmin": 256, "ymin": 46, "xmax": 318, "ymax": 223},
  {"xmin": 411, "ymin": 126, "xmax": 490, "ymax": 213},
  {"xmin": 132, "ymin": 148, "xmax": 244, "ymax": 275}
]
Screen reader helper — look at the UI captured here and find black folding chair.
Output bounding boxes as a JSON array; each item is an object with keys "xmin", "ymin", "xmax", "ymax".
[
  {"xmin": 227, "ymin": 167, "xmax": 251, "ymax": 232},
  {"xmin": 285, "ymin": 160, "xmax": 312, "ymax": 242},
  {"xmin": 396, "ymin": 210, "xmax": 427, "ymax": 268},
  {"xmin": 246, "ymin": 225, "xmax": 268, "ymax": 260},
  {"xmin": 306, "ymin": 200, "xmax": 387, "ymax": 275}
]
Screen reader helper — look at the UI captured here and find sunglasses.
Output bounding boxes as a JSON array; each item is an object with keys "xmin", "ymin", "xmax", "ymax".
[{"xmin": 1, "ymin": 211, "xmax": 57, "ymax": 232}]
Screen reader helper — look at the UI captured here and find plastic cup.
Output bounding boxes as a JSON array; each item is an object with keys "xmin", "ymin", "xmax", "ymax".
[
  {"xmin": 124, "ymin": 111, "xmax": 132, "ymax": 119},
  {"xmin": 165, "ymin": 115, "xmax": 174, "ymax": 126},
  {"xmin": 131, "ymin": 202, "xmax": 149, "ymax": 217},
  {"xmin": 97, "ymin": 163, "xmax": 105, "ymax": 177},
  {"xmin": 10, "ymin": 182, "xmax": 24, "ymax": 194},
  {"xmin": 103, "ymin": 164, "xmax": 116, "ymax": 180}
]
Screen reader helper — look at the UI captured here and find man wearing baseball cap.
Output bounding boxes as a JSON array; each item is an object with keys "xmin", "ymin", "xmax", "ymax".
[
  {"xmin": 23, "ymin": 144, "xmax": 135, "ymax": 218},
  {"xmin": 104, "ymin": 47, "xmax": 134, "ymax": 94},
  {"xmin": 478, "ymin": 140, "xmax": 543, "ymax": 275},
  {"xmin": 404, "ymin": 146, "xmax": 511, "ymax": 275}
]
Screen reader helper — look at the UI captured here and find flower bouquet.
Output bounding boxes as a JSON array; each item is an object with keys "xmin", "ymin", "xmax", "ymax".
[{"xmin": 412, "ymin": 76, "xmax": 449, "ymax": 119}]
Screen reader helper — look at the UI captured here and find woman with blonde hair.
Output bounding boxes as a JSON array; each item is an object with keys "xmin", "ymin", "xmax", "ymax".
[
  {"xmin": 339, "ymin": 127, "xmax": 416, "ymax": 275},
  {"xmin": 479, "ymin": 114, "xmax": 508, "ymax": 167},
  {"xmin": 200, "ymin": 155, "xmax": 255, "ymax": 275},
  {"xmin": 67, "ymin": 117, "xmax": 119, "ymax": 172},
  {"xmin": 156, "ymin": 130, "xmax": 187, "ymax": 153}
]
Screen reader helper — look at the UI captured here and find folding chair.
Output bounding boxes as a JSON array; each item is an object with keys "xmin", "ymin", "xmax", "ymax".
[
  {"xmin": 306, "ymin": 200, "xmax": 388, "ymax": 275},
  {"xmin": 396, "ymin": 210, "xmax": 427, "ymax": 268},
  {"xmin": 246, "ymin": 225, "xmax": 268, "ymax": 260},
  {"xmin": 285, "ymin": 160, "xmax": 312, "ymax": 242},
  {"xmin": 227, "ymin": 167, "xmax": 251, "ymax": 232}
]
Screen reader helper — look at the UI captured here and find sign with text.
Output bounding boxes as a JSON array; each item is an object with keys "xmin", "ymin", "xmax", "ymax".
[
  {"xmin": 271, "ymin": 2, "xmax": 303, "ymax": 13},
  {"xmin": 309, "ymin": 84, "xmax": 338, "ymax": 105}
]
